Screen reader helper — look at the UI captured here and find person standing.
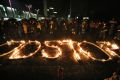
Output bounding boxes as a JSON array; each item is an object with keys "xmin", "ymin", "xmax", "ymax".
[
  {"xmin": 109, "ymin": 18, "xmax": 118, "ymax": 40},
  {"xmin": 58, "ymin": 66, "xmax": 64, "ymax": 80}
]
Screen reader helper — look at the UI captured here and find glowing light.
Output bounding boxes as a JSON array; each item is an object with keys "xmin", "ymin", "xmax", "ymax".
[
  {"xmin": 41, "ymin": 41, "xmax": 62, "ymax": 59},
  {"xmin": 96, "ymin": 41, "xmax": 120, "ymax": 58},
  {"xmin": 65, "ymin": 39, "xmax": 81, "ymax": 62},
  {"xmin": 53, "ymin": 12, "xmax": 58, "ymax": 14},
  {"xmin": 111, "ymin": 43, "xmax": 119, "ymax": 50},
  {"xmin": 9, "ymin": 40, "xmax": 41, "ymax": 59},
  {"xmin": 73, "ymin": 52, "xmax": 81, "ymax": 61},
  {"xmin": 9, "ymin": 48, "xmax": 21, "ymax": 59},
  {"xmin": 77, "ymin": 45, "xmax": 95, "ymax": 60},
  {"xmin": 0, "ymin": 40, "xmax": 120, "ymax": 63},
  {"xmin": 79, "ymin": 41, "xmax": 113, "ymax": 61},
  {"xmin": 0, "ymin": 40, "xmax": 25, "ymax": 57},
  {"xmin": 41, "ymin": 50, "xmax": 49, "ymax": 57},
  {"xmin": 105, "ymin": 48, "xmax": 118, "ymax": 57},
  {"xmin": 49, "ymin": 7, "xmax": 54, "ymax": 10}
]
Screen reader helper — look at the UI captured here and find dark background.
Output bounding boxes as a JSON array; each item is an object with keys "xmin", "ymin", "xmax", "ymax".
[{"xmin": 0, "ymin": 0, "xmax": 120, "ymax": 18}]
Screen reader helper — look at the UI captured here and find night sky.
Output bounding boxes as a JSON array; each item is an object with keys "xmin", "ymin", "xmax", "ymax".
[{"xmin": 0, "ymin": 0, "xmax": 120, "ymax": 17}]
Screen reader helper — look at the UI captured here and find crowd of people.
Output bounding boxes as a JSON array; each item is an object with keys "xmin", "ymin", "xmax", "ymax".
[{"xmin": 0, "ymin": 17, "xmax": 120, "ymax": 43}]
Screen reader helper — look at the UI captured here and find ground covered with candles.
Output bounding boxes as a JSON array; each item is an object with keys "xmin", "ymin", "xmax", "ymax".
[{"xmin": 0, "ymin": 39, "xmax": 120, "ymax": 80}]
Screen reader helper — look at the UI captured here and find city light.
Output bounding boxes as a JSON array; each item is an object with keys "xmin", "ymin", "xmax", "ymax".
[
  {"xmin": 49, "ymin": 7, "xmax": 54, "ymax": 10},
  {"xmin": 47, "ymin": 9, "xmax": 49, "ymax": 11},
  {"xmin": 53, "ymin": 11, "xmax": 58, "ymax": 14},
  {"xmin": 83, "ymin": 17, "xmax": 89, "ymax": 20},
  {"xmin": 7, "ymin": 7, "xmax": 14, "ymax": 11},
  {"xmin": 0, "ymin": 5, "xmax": 3, "ymax": 7}
]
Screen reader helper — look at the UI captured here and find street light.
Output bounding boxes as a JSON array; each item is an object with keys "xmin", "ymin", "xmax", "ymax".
[
  {"xmin": 47, "ymin": 9, "xmax": 49, "ymax": 11},
  {"xmin": 53, "ymin": 11, "xmax": 58, "ymax": 14},
  {"xmin": 49, "ymin": 7, "xmax": 54, "ymax": 10},
  {"xmin": 53, "ymin": 11, "xmax": 58, "ymax": 17}
]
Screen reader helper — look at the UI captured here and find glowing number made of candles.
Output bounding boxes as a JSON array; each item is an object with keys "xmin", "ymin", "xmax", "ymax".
[
  {"xmin": 96, "ymin": 41, "xmax": 120, "ymax": 58},
  {"xmin": 41, "ymin": 41, "xmax": 62, "ymax": 59},
  {"xmin": 9, "ymin": 40, "xmax": 41, "ymax": 59},
  {"xmin": 63, "ymin": 40, "xmax": 81, "ymax": 62},
  {"xmin": 0, "ymin": 40, "xmax": 25, "ymax": 57},
  {"xmin": 0, "ymin": 40, "xmax": 120, "ymax": 62},
  {"xmin": 80, "ymin": 41, "xmax": 114, "ymax": 62}
]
